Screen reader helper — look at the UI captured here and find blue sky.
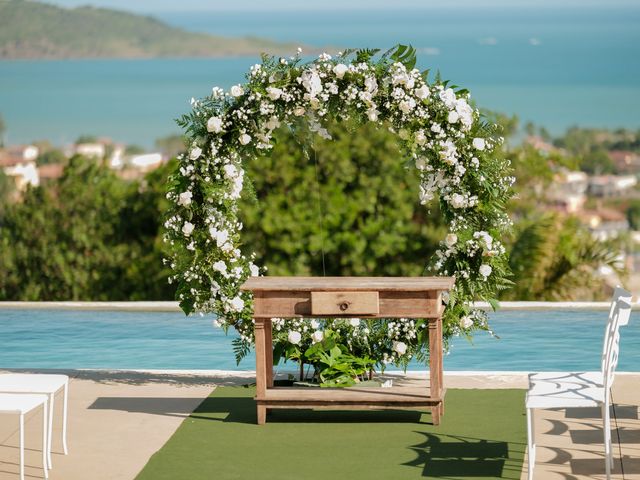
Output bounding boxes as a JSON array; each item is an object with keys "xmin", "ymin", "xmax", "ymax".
[{"xmin": 40, "ymin": 0, "xmax": 639, "ymax": 12}]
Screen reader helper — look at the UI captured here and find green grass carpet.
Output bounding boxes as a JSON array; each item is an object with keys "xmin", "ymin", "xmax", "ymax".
[{"xmin": 136, "ymin": 386, "xmax": 526, "ymax": 480}]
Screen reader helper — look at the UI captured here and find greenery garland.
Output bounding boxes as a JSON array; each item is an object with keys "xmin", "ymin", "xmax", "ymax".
[{"xmin": 165, "ymin": 45, "xmax": 514, "ymax": 374}]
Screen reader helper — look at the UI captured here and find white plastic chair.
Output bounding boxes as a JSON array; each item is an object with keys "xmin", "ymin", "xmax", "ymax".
[
  {"xmin": 525, "ymin": 286, "xmax": 633, "ymax": 480},
  {"xmin": 0, "ymin": 393, "xmax": 49, "ymax": 480},
  {"xmin": 0, "ymin": 374, "xmax": 69, "ymax": 469}
]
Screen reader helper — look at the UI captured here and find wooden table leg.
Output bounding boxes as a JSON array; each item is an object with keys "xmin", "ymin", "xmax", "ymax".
[
  {"xmin": 254, "ymin": 318, "xmax": 267, "ymax": 425},
  {"xmin": 429, "ymin": 317, "xmax": 442, "ymax": 425},
  {"xmin": 265, "ymin": 318, "xmax": 274, "ymax": 388}
]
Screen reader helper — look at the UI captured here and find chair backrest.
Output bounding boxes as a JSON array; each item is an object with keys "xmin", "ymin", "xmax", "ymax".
[{"xmin": 602, "ymin": 286, "xmax": 633, "ymax": 390}]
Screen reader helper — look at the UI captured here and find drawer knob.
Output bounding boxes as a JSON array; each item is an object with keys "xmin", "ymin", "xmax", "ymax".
[{"xmin": 339, "ymin": 302, "xmax": 350, "ymax": 311}]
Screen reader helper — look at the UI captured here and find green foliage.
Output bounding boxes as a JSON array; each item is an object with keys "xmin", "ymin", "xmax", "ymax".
[
  {"xmin": 37, "ymin": 148, "xmax": 66, "ymax": 165},
  {"xmin": 627, "ymin": 200, "xmax": 640, "ymax": 231},
  {"xmin": 303, "ymin": 330, "xmax": 375, "ymax": 387},
  {"xmin": 125, "ymin": 144, "xmax": 145, "ymax": 155},
  {"xmin": 0, "ymin": 156, "xmax": 176, "ymax": 300},
  {"xmin": 503, "ymin": 213, "xmax": 624, "ymax": 301},
  {"xmin": 0, "ymin": 112, "xmax": 5, "ymax": 147},
  {"xmin": 0, "ymin": 0, "xmax": 303, "ymax": 59},
  {"xmin": 240, "ymin": 121, "xmax": 446, "ymax": 276},
  {"xmin": 0, "ymin": 169, "xmax": 14, "ymax": 213},
  {"xmin": 155, "ymin": 134, "xmax": 188, "ymax": 158}
]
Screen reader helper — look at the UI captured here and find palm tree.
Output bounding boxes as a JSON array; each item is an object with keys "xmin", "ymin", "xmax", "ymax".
[{"xmin": 504, "ymin": 214, "xmax": 624, "ymax": 301}]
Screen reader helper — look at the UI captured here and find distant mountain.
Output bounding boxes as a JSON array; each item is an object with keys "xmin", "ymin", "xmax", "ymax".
[{"xmin": 0, "ymin": 0, "xmax": 305, "ymax": 59}]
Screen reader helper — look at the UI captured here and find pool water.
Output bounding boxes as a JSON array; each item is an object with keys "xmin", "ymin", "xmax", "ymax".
[{"xmin": 0, "ymin": 309, "xmax": 638, "ymax": 372}]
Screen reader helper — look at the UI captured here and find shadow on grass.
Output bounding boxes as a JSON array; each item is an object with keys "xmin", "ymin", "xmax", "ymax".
[{"xmin": 403, "ymin": 432, "xmax": 524, "ymax": 479}]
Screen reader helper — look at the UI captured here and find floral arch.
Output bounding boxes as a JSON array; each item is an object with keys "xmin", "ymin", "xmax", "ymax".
[{"xmin": 164, "ymin": 45, "xmax": 514, "ymax": 370}]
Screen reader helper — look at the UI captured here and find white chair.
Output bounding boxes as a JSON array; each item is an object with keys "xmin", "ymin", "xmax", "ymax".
[
  {"xmin": 0, "ymin": 374, "xmax": 69, "ymax": 469},
  {"xmin": 0, "ymin": 393, "xmax": 49, "ymax": 480},
  {"xmin": 525, "ymin": 286, "xmax": 633, "ymax": 480}
]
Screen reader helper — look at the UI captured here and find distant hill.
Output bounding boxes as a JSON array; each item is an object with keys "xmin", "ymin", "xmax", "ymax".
[{"xmin": 0, "ymin": 0, "xmax": 305, "ymax": 59}]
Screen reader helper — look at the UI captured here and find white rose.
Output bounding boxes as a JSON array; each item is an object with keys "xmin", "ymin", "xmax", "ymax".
[
  {"xmin": 311, "ymin": 331, "xmax": 324, "ymax": 343},
  {"xmin": 415, "ymin": 130, "xmax": 427, "ymax": 145},
  {"xmin": 249, "ymin": 263, "xmax": 260, "ymax": 276},
  {"xmin": 209, "ymin": 227, "xmax": 229, "ymax": 247},
  {"xmin": 460, "ymin": 316, "xmax": 474, "ymax": 329},
  {"xmin": 414, "ymin": 85, "xmax": 430, "ymax": 100},
  {"xmin": 479, "ymin": 264, "xmax": 492, "ymax": 278},
  {"xmin": 445, "ymin": 233, "xmax": 458, "ymax": 247},
  {"xmin": 182, "ymin": 221, "xmax": 194, "ymax": 236},
  {"xmin": 266, "ymin": 87, "xmax": 283, "ymax": 100},
  {"xmin": 230, "ymin": 85, "xmax": 243, "ymax": 97},
  {"xmin": 364, "ymin": 76, "xmax": 378, "ymax": 93},
  {"xmin": 207, "ymin": 116, "xmax": 224, "ymax": 133},
  {"xmin": 293, "ymin": 106, "xmax": 305, "ymax": 116},
  {"xmin": 392, "ymin": 341, "xmax": 408, "ymax": 355},
  {"xmin": 288, "ymin": 331, "xmax": 302, "ymax": 345},
  {"xmin": 212, "ymin": 260, "xmax": 227, "ymax": 275},
  {"xmin": 415, "ymin": 157, "xmax": 427, "ymax": 170},
  {"xmin": 447, "ymin": 110, "xmax": 460, "ymax": 123},
  {"xmin": 239, "ymin": 133, "xmax": 252, "ymax": 145},
  {"xmin": 333, "ymin": 63, "xmax": 348, "ymax": 79},
  {"xmin": 367, "ymin": 109, "xmax": 379, "ymax": 122},
  {"xmin": 178, "ymin": 191, "xmax": 192, "ymax": 206},
  {"xmin": 450, "ymin": 194, "xmax": 466, "ymax": 209},
  {"xmin": 399, "ymin": 99, "xmax": 415, "ymax": 114},
  {"xmin": 349, "ymin": 318, "xmax": 360, "ymax": 327},
  {"xmin": 265, "ymin": 116, "xmax": 281, "ymax": 131},
  {"xmin": 189, "ymin": 147, "xmax": 202, "ymax": 160},
  {"xmin": 310, "ymin": 319, "xmax": 320, "ymax": 329},
  {"xmin": 472, "ymin": 138, "xmax": 486, "ymax": 151},
  {"xmin": 230, "ymin": 296, "xmax": 245, "ymax": 312}
]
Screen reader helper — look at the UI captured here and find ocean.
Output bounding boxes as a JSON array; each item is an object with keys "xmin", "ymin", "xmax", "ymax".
[{"xmin": 1, "ymin": 5, "xmax": 639, "ymax": 146}]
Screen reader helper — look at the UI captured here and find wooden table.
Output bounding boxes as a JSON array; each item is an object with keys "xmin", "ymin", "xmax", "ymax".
[{"xmin": 240, "ymin": 276, "xmax": 455, "ymax": 425}]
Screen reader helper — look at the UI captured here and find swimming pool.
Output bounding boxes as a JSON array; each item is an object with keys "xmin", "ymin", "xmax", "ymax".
[{"xmin": 0, "ymin": 308, "xmax": 638, "ymax": 371}]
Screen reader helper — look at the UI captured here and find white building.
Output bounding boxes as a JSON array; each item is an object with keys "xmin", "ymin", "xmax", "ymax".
[{"xmin": 0, "ymin": 145, "xmax": 40, "ymax": 192}]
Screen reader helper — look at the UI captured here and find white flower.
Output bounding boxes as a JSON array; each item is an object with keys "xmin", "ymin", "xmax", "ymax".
[
  {"xmin": 212, "ymin": 260, "xmax": 227, "ymax": 275},
  {"xmin": 265, "ymin": 116, "xmax": 280, "ymax": 131},
  {"xmin": 333, "ymin": 63, "xmax": 348, "ymax": 79},
  {"xmin": 288, "ymin": 331, "xmax": 302, "ymax": 345},
  {"xmin": 414, "ymin": 85, "xmax": 430, "ymax": 100},
  {"xmin": 189, "ymin": 147, "xmax": 202, "ymax": 160},
  {"xmin": 460, "ymin": 316, "xmax": 474, "ymax": 329},
  {"xmin": 301, "ymin": 70, "xmax": 322, "ymax": 96},
  {"xmin": 392, "ymin": 341, "xmax": 407, "ymax": 355},
  {"xmin": 207, "ymin": 116, "xmax": 224, "ymax": 133},
  {"xmin": 399, "ymin": 98, "xmax": 416, "ymax": 114},
  {"xmin": 293, "ymin": 106, "xmax": 305, "ymax": 116},
  {"xmin": 311, "ymin": 330, "xmax": 324, "ymax": 343},
  {"xmin": 182, "ymin": 221, "xmax": 194, "ymax": 236},
  {"xmin": 349, "ymin": 318, "xmax": 360, "ymax": 327},
  {"xmin": 364, "ymin": 76, "xmax": 378, "ymax": 93},
  {"xmin": 230, "ymin": 85, "xmax": 243, "ymax": 97},
  {"xmin": 178, "ymin": 191, "xmax": 192, "ymax": 206},
  {"xmin": 415, "ymin": 157, "xmax": 427, "ymax": 170},
  {"xmin": 447, "ymin": 110, "xmax": 460, "ymax": 124},
  {"xmin": 266, "ymin": 87, "xmax": 283, "ymax": 100},
  {"xmin": 239, "ymin": 133, "xmax": 252, "ymax": 145},
  {"xmin": 473, "ymin": 138, "xmax": 486, "ymax": 151},
  {"xmin": 479, "ymin": 264, "xmax": 492, "ymax": 278},
  {"xmin": 209, "ymin": 227, "xmax": 229, "ymax": 247},
  {"xmin": 439, "ymin": 88, "xmax": 457, "ymax": 108},
  {"xmin": 310, "ymin": 319, "xmax": 320, "ymax": 329},
  {"xmin": 229, "ymin": 296, "xmax": 245, "ymax": 312},
  {"xmin": 450, "ymin": 193, "xmax": 466, "ymax": 209},
  {"xmin": 367, "ymin": 109, "xmax": 379, "ymax": 122},
  {"xmin": 445, "ymin": 233, "xmax": 458, "ymax": 247},
  {"xmin": 415, "ymin": 130, "xmax": 427, "ymax": 145},
  {"xmin": 249, "ymin": 263, "xmax": 260, "ymax": 276}
]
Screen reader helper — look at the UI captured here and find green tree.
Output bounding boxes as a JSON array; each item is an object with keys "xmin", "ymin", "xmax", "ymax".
[
  {"xmin": 626, "ymin": 200, "xmax": 640, "ymax": 231},
  {"xmin": 155, "ymin": 134, "xmax": 187, "ymax": 158},
  {"xmin": 0, "ymin": 113, "xmax": 6, "ymax": 147},
  {"xmin": 239, "ymin": 122, "xmax": 447, "ymax": 276},
  {"xmin": 503, "ymin": 214, "xmax": 623, "ymax": 301}
]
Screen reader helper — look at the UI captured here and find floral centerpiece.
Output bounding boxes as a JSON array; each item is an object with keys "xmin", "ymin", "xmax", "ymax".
[{"xmin": 164, "ymin": 45, "xmax": 514, "ymax": 384}]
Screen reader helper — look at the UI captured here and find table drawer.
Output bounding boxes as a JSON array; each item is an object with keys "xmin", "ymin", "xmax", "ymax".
[{"xmin": 310, "ymin": 291, "xmax": 379, "ymax": 316}]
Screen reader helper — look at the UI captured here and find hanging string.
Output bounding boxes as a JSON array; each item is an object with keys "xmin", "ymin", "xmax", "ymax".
[{"xmin": 312, "ymin": 146, "xmax": 327, "ymax": 276}]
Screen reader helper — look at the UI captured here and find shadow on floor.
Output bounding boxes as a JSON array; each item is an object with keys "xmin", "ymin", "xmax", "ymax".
[
  {"xmin": 402, "ymin": 432, "xmax": 524, "ymax": 479},
  {"xmin": 88, "ymin": 397, "xmax": 207, "ymax": 417},
  {"xmin": 571, "ymin": 456, "xmax": 640, "ymax": 475},
  {"xmin": 565, "ymin": 405, "xmax": 639, "ymax": 420}
]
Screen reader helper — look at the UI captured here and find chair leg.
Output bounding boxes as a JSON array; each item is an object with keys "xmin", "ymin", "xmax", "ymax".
[
  {"xmin": 62, "ymin": 381, "xmax": 69, "ymax": 455},
  {"xmin": 527, "ymin": 408, "xmax": 536, "ymax": 480},
  {"xmin": 603, "ymin": 403, "xmax": 612, "ymax": 479},
  {"xmin": 42, "ymin": 400, "xmax": 49, "ymax": 480},
  {"xmin": 19, "ymin": 413, "xmax": 24, "ymax": 480},
  {"xmin": 47, "ymin": 393, "xmax": 54, "ymax": 469}
]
